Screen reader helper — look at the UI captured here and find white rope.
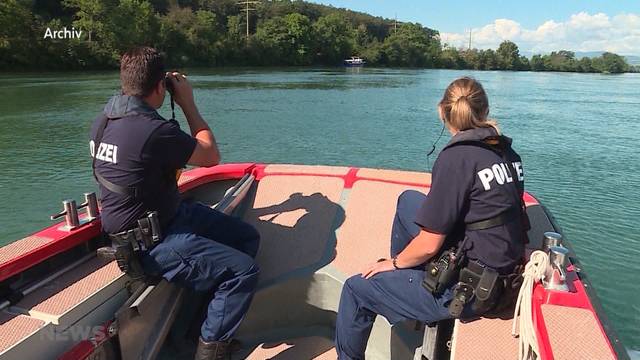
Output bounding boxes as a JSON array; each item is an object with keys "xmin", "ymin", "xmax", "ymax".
[{"xmin": 512, "ymin": 250, "xmax": 549, "ymax": 360}]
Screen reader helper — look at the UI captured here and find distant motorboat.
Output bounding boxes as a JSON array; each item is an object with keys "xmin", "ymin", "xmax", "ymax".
[{"xmin": 344, "ymin": 56, "xmax": 366, "ymax": 67}]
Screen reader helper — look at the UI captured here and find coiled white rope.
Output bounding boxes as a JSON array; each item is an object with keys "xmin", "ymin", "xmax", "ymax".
[{"xmin": 512, "ymin": 250, "xmax": 549, "ymax": 360}]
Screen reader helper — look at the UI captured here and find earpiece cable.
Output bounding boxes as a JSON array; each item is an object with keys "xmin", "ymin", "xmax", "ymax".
[{"xmin": 427, "ymin": 123, "xmax": 446, "ymax": 168}]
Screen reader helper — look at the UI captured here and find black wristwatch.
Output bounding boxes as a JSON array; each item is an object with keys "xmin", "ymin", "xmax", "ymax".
[{"xmin": 392, "ymin": 256, "xmax": 400, "ymax": 270}]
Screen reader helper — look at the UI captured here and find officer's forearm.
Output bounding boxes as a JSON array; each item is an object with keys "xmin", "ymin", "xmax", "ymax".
[
  {"xmin": 182, "ymin": 102, "xmax": 211, "ymax": 136},
  {"xmin": 183, "ymin": 102, "xmax": 221, "ymax": 166},
  {"xmin": 395, "ymin": 230, "xmax": 446, "ymax": 268}
]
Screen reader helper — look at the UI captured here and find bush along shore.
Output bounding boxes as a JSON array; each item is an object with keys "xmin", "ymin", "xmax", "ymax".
[{"xmin": 1, "ymin": 0, "xmax": 637, "ymax": 73}]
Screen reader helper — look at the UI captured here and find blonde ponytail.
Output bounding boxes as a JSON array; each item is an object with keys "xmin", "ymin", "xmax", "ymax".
[{"xmin": 438, "ymin": 77, "xmax": 499, "ymax": 132}]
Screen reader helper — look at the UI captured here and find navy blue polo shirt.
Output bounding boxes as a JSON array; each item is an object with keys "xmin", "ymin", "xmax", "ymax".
[
  {"xmin": 415, "ymin": 127, "xmax": 525, "ymax": 272},
  {"xmin": 89, "ymin": 95, "xmax": 196, "ymax": 234}
]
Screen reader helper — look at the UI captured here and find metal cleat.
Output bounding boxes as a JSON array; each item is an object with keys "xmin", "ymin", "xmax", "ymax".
[
  {"xmin": 50, "ymin": 199, "xmax": 81, "ymax": 230},
  {"xmin": 544, "ymin": 245, "xmax": 570, "ymax": 292}
]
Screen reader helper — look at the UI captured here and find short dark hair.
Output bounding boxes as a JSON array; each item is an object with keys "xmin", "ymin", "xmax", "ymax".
[{"xmin": 120, "ymin": 47, "xmax": 165, "ymax": 97}]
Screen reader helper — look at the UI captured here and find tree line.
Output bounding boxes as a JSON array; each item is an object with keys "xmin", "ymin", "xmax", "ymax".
[{"xmin": 0, "ymin": 0, "xmax": 636, "ymax": 73}]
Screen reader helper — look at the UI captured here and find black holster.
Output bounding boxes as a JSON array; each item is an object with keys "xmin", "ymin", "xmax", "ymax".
[
  {"xmin": 108, "ymin": 211, "xmax": 163, "ymax": 281},
  {"xmin": 422, "ymin": 248, "xmax": 460, "ymax": 295},
  {"xmin": 458, "ymin": 261, "xmax": 502, "ymax": 315}
]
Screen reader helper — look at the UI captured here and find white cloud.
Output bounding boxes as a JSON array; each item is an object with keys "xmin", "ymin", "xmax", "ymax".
[{"xmin": 440, "ymin": 12, "xmax": 640, "ymax": 56}]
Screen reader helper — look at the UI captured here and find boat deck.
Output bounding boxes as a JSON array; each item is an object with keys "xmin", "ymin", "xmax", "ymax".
[{"xmin": 0, "ymin": 163, "xmax": 623, "ymax": 359}]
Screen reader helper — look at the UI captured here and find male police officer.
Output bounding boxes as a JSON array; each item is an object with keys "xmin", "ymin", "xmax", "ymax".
[{"xmin": 90, "ymin": 47, "xmax": 260, "ymax": 360}]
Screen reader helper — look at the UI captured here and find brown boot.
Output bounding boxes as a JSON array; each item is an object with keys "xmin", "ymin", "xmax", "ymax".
[{"xmin": 194, "ymin": 337, "xmax": 230, "ymax": 360}]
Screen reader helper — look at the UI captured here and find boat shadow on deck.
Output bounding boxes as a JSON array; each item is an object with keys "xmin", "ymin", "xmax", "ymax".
[{"xmin": 161, "ymin": 190, "xmax": 346, "ymax": 359}]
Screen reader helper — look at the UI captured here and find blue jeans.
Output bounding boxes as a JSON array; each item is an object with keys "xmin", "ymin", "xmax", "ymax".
[
  {"xmin": 141, "ymin": 201, "xmax": 260, "ymax": 342},
  {"xmin": 335, "ymin": 190, "xmax": 455, "ymax": 360}
]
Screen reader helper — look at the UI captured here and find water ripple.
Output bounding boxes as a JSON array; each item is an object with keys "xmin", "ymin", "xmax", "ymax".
[{"xmin": 0, "ymin": 68, "xmax": 639, "ymax": 350}]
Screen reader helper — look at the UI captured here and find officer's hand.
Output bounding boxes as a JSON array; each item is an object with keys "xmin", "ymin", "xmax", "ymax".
[
  {"xmin": 361, "ymin": 259, "xmax": 395, "ymax": 279},
  {"xmin": 166, "ymin": 72, "xmax": 195, "ymax": 110}
]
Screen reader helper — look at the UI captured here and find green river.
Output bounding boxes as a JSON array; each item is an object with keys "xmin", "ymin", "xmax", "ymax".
[{"xmin": 0, "ymin": 68, "xmax": 638, "ymax": 354}]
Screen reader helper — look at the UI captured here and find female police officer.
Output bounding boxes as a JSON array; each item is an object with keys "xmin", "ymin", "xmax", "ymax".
[{"xmin": 334, "ymin": 77, "xmax": 526, "ymax": 359}]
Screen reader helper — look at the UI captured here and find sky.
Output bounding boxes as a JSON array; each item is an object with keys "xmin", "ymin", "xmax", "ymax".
[{"xmin": 308, "ymin": 1, "xmax": 640, "ymax": 56}]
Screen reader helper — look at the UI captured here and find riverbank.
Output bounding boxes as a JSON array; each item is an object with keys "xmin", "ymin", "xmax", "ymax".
[{"xmin": 2, "ymin": 1, "xmax": 636, "ymax": 74}]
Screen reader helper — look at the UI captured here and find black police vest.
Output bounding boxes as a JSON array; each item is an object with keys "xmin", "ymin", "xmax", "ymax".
[
  {"xmin": 443, "ymin": 135, "xmax": 529, "ymax": 241},
  {"xmin": 92, "ymin": 114, "xmax": 179, "ymax": 199},
  {"xmin": 92, "ymin": 114, "xmax": 144, "ymax": 198}
]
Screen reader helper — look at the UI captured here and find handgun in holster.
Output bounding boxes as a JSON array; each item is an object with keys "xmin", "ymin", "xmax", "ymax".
[
  {"xmin": 422, "ymin": 249, "xmax": 460, "ymax": 295},
  {"xmin": 104, "ymin": 211, "xmax": 163, "ymax": 281}
]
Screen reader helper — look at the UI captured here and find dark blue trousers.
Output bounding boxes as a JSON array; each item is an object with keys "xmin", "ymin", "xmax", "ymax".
[
  {"xmin": 141, "ymin": 201, "xmax": 260, "ymax": 342},
  {"xmin": 335, "ymin": 190, "xmax": 455, "ymax": 360}
]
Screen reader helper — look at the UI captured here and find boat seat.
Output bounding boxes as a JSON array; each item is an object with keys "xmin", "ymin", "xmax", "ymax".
[
  {"xmin": 243, "ymin": 173, "xmax": 345, "ymax": 284},
  {"xmin": 450, "ymin": 316, "xmax": 519, "ymax": 360},
  {"xmin": 117, "ymin": 174, "xmax": 256, "ymax": 360},
  {"xmin": 450, "ymin": 305, "xmax": 617, "ymax": 360},
  {"xmin": 11, "ymin": 257, "xmax": 125, "ymax": 328},
  {"xmin": 334, "ymin": 179, "xmax": 427, "ymax": 275},
  {"xmin": 3, "ymin": 257, "xmax": 126, "ymax": 359},
  {"xmin": 238, "ymin": 167, "xmax": 431, "ymax": 359},
  {"xmin": 540, "ymin": 304, "xmax": 615, "ymax": 360},
  {"xmin": 0, "ymin": 311, "xmax": 54, "ymax": 359}
]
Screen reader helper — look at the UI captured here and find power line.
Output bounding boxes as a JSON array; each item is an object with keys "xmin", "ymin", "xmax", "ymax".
[
  {"xmin": 237, "ymin": 1, "xmax": 259, "ymax": 45},
  {"xmin": 394, "ymin": 13, "xmax": 397, "ymax": 33}
]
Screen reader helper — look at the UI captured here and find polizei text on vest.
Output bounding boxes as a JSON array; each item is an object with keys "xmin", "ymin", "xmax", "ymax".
[{"xmin": 43, "ymin": 27, "xmax": 83, "ymax": 39}]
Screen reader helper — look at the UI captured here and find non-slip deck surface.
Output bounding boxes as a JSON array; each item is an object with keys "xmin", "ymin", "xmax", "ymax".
[
  {"xmin": 238, "ymin": 166, "xmax": 432, "ymax": 359},
  {"xmin": 541, "ymin": 304, "xmax": 615, "ymax": 360},
  {"xmin": 4, "ymin": 164, "xmax": 611, "ymax": 360},
  {"xmin": 334, "ymin": 181, "xmax": 427, "ymax": 275},
  {"xmin": 451, "ymin": 316, "xmax": 519, "ymax": 360},
  {"xmin": 264, "ymin": 164, "xmax": 350, "ymax": 176},
  {"xmin": 14, "ymin": 257, "xmax": 121, "ymax": 319},
  {"xmin": 244, "ymin": 175, "xmax": 345, "ymax": 283},
  {"xmin": 0, "ymin": 312, "xmax": 46, "ymax": 354},
  {"xmin": 0, "ymin": 236, "xmax": 52, "ymax": 265},
  {"xmin": 356, "ymin": 168, "xmax": 431, "ymax": 184}
]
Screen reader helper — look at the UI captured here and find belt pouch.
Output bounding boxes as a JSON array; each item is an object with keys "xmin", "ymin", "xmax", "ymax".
[{"xmin": 471, "ymin": 267, "xmax": 500, "ymax": 314}]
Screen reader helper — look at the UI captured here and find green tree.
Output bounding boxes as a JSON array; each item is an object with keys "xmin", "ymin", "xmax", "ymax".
[
  {"xmin": 227, "ymin": 14, "xmax": 243, "ymax": 44},
  {"xmin": 478, "ymin": 49, "xmax": 498, "ymax": 70},
  {"xmin": 382, "ymin": 23, "xmax": 440, "ymax": 67},
  {"xmin": 0, "ymin": 0, "xmax": 38, "ymax": 67},
  {"xmin": 63, "ymin": 0, "xmax": 113, "ymax": 42},
  {"xmin": 530, "ymin": 54, "xmax": 544, "ymax": 71},
  {"xmin": 255, "ymin": 13, "xmax": 314, "ymax": 65},
  {"xmin": 283, "ymin": 13, "xmax": 314, "ymax": 65},
  {"xmin": 541, "ymin": 50, "xmax": 578, "ymax": 72},
  {"xmin": 313, "ymin": 13, "xmax": 355, "ymax": 65},
  {"xmin": 577, "ymin": 57, "xmax": 593, "ymax": 73},
  {"xmin": 460, "ymin": 49, "xmax": 480, "ymax": 70},
  {"xmin": 595, "ymin": 52, "xmax": 629, "ymax": 73},
  {"xmin": 439, "ymin": 46, "xmax": 465, "ymax": 69},
  {"xmin": 359, "ymin": 38, "xmax": 383, "ymax": 64},
  {"xmin": 496, "ymin": 40, "xmax": 520, "ymax": 70},
  {"xmin": 158, "ymin": 6, "xmax": 194, "ymax": 65},
  {"xmin": 111, "ymin": 0, "xmax": 158, "ymax": 52},
  {"xmin": 63, "ymin": 0, "xmax": 120, "ymax": 66},
  {"xmin": 518, "ymin": 55, "xmax": 530, "ymax": 71}
]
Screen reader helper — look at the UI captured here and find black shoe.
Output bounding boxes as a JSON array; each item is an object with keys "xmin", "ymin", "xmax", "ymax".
[{"xmin": 194, "ymin": 337, "xmax": 230, "ymax": 360}]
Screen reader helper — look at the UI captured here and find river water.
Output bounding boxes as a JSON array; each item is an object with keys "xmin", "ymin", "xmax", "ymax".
[{"xmin": 0, "ymin": 68, "xmax": 638, "ymax": 354}]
